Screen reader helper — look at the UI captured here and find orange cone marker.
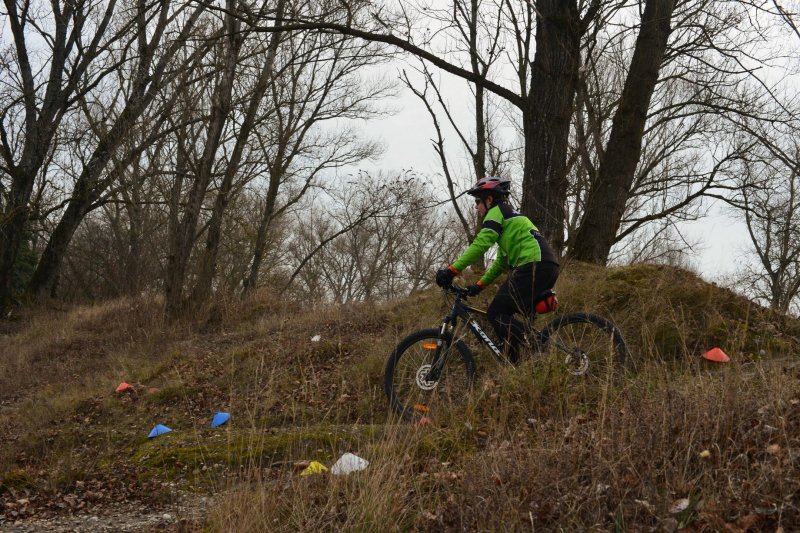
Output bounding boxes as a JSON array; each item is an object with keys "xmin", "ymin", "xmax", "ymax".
[
  {"xmin": 115, "ymin": 382, "xmax": 133, "ymax": 393},
  {"xmin": 702, "ymin": 347, "xmax": 730, "ymax": 363}
]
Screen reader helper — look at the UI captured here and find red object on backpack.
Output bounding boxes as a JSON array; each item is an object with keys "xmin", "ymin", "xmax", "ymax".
[{"xmin": 534, "ymin": 292, "xmax": 558, "ymax": 314}]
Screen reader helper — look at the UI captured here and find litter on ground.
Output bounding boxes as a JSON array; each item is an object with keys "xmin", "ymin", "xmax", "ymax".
[
  {"xmin": 300, "ymin": 461, "xmax": 328, "ymax": 476},
  {"xmin": 330, "ymin": 453, "xmax": 369, "ymax": 475}
]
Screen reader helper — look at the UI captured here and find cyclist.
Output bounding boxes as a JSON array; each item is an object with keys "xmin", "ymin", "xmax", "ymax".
[{"xmin": 435, "ymin": 176, "xmax": 560, "ymax": 363}]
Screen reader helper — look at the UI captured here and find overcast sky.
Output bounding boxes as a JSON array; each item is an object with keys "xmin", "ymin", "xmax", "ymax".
[{"xmin": 343, "ymin": 65, "xmax": 749, "ymax": 284}]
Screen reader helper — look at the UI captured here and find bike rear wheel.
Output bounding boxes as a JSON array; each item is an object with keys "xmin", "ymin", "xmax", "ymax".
[
  {"xmin": 540, "ymin": 313, "xmax": 628, "ymax": 382},
  {"xmin": 384, "ymin": 328, "xmax": 476, "ymax": 420}
]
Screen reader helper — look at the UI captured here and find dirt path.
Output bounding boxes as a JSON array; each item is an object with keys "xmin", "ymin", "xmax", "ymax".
[{"xmin": 0, "ymin": 494, "xmax": 209, "ymax": 532}]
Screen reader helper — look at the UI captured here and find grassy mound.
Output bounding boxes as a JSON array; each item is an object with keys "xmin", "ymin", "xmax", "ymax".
[{"xmin": 1, "ymin": 263, "xmax": 799, "ymax": 530}]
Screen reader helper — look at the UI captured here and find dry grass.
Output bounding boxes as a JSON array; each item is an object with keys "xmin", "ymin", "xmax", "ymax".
[
  {"xmin": 204, "ymin": 360, "xmax": 800, "ymax": 531},
  {"xmin": 2, "ymin": 263, "xmax": 800, "ymax": 530}
]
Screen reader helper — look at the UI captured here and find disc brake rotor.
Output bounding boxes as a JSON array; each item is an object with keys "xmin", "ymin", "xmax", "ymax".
[
  {"xmin": 415, "ymin": 364, "xmax": 439, "ymax": 390},
  {"xmin": 565, "ymin": 350, "xmax": 590, "ymax": 376}
]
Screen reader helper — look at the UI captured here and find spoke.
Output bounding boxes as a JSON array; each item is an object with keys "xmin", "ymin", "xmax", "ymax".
[
  {"xmin": 545, "ymin": 319, "xmax": 621, "ymax": 382},
  {"xmin": 390, "ymin": 335, "xmax": 472, "ymax": 419}
]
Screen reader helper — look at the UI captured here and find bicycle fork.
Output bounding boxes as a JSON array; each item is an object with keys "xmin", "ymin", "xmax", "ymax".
[{"xmin": 423, "ymin": 319, "xmax": 455, "ymax": 383}]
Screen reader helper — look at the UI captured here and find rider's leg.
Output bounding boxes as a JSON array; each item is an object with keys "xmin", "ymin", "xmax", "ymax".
[
  {"xmin": 488, "ymin": 262, "xmax": 560, "ymax": 362},
  {"xmin": 522, "ymin": 262, "xmax": 560, "ymax": 352},
  {"xmin": 496, "ymin": 315, "xmax": 525, "ymax": 363},
  {"xmin": 487, "ymin": 270, "xmax": 531, "ymax": 363},
  {"xmin": 530, "ymin": 261, "xmax": 560, "ymax": 305}
]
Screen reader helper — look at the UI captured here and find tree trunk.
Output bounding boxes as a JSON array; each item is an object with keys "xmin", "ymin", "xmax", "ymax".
[
  {"xmin": 471, "ymin": 3, "xmax": 486, "ymax": 271},
  {"xmin": 163, "ymin": 0, "xmax": 242, "ymax": 319},
  {"xmin": 0, "ymin": 121, "xmax": 60, "ymax": 311},
  {"xmin": 191, "ymin": 0, "xmax": 285, "ymax": 306},
  {"xmin": 242, "ymin": 165, "xmax": 283, "ymax": 295},
  {"xmin": 0, "ymin": 167, "xmax": 37, "ymax": 309},
  {"xmin": 125, "ymin": 193, "xmax": 144, "ymax": 296},
  {"xmin": 164, "ymin": 144, "xmax": 188, "ymax": 317},
  {"xmin": 570, "ymin": 0, "xmax": 676, "ymax": 264},
  {"xmin": 469, "ymin": 0, "xmax": 486, "ymax": 183},
  {"xmin": 27, "ymin": 134, "xmax": 125, "ymax": 298},
  {"xmin": 519, "ymin": 0, "xmax": 581, "ymax": 256}
]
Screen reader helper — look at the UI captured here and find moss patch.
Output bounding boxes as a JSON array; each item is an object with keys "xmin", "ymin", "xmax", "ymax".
[
  {"xmin": 0, "ymin": 469, "xmax": 33, "ymax": 494},
  {"xmin": 559, "ymin": 262, "xmax": 800, "ymax": 361},
  {"xmin": 131, "ymin": 425, "xmax": 378, "ymax": 483}
]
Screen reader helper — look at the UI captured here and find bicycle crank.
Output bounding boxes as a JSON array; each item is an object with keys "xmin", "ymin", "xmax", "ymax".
[{"xmin": 416, "ymin": 364, "xmax": 439, "ymax": 390}]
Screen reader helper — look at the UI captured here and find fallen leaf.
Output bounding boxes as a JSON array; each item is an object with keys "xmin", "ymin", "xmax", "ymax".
[
  {"xmin": 736, "ymin": 514, "xmax": 760, "ymax": 529},
  {"xmin": 634, "ymin": 499, "xmax": 654, "ymax": 512},
  {"xmin": 766, "ymin": 444, "xmax": 781, "ymax": 455},
  {"xmin": 670, "ymin": 498, "xmax": 690, "ymax": 514}
]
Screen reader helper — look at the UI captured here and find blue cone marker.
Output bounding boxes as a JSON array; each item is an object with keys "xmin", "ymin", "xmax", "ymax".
[
  {"xmin": 211, "ymin": 412, "xmax": 231, "ymax": 428},
  {"xmin": 148, "ymin": 424, "xmax": 172, "ymax": 438}
]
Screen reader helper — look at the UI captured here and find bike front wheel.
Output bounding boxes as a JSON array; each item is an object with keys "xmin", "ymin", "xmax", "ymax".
[
  {"xmin": 384, "ymin": 328, "xmax": 476, "ymax": 420},
  {"xmin": 540, "ymin": 313, "xmax": 629, "ymax": 382}
]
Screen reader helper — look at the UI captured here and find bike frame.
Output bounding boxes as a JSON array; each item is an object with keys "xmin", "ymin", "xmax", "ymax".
[{"xmin": 424, "ymin": 286, "xmax": 540, "ymax": 382}]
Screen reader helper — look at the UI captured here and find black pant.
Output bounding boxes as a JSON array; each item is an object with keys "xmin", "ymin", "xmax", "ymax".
[{"xmin": 487, "ymin": 261, "xmax": 559, "ymax": 363}]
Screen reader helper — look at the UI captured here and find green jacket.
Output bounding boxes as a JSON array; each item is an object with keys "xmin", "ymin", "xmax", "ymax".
[{"xmin": 450, "ymin": 202, "xmax": 557, "ymax": 287}]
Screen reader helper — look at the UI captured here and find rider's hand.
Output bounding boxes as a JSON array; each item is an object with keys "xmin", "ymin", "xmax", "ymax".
[
  {"xmin": 435, "ymin": 267, "xmax": 457, "ymax": 288},
  {"xmin": 465, "ymin": 283, "xmax": 484, "ymax": 297}
]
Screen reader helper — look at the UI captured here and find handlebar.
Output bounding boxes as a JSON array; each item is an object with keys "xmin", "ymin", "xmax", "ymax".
[{"xmin": 444, "ymin": 283, "xmax": 470, "ymax": 298}]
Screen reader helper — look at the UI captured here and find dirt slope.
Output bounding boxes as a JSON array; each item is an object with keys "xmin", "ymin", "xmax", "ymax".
[{"xmin": 2, "ymin": 263, "xmax": 799, "ymax": 531}]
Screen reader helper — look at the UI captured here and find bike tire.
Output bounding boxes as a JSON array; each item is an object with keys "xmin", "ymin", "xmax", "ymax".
[
  {"xmin": 540, "ymin": 313, "xmax": 629, "ymax": 381},
  {"xmin": 384, "ymin": 328, "xmax": 476, "ymax": 420}
]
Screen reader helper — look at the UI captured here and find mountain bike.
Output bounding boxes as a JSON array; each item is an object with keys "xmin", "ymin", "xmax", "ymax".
[{"xmin": 384, "ymin": 284, "xmax": 629, "ymax": 420}]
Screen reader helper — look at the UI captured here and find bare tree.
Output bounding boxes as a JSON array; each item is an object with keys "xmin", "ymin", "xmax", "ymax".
[
  {"xmin": 25, "ymin": 0, "xmax": 207, "ymax": 299},
  {"xmin": 741, "ymin": 183, "xmax": 800, "ymax": 313},
  {"xmin": 240, "ymin": 12, "xmax": 391, "ymax": 295},
  {"xmin": 731, "ymin": 133, "xmax": 800, "ymax": 314},
  {"xmin": 0, "ymin": 0, "xmax": 132, "ymax": 311},
  {"xmin": 190, "ymin": 0, "xmax": 288, "ymax": 306},
  {"xmin": 286, "ymin": 173, "xmax": 462, "ymax": 303},
  {"xmin": 241, "ymin": 0, "xmax": 603, "ymax": 254},
  {"xmin": 570, "ymin": 0, "xmax": 677, "ymax": 264},
  {"xmin": 562, "ymin": 0, "xmax": 799, "ymax": 264},
  {"xmin": 401, "ymin": 70, "xmax": 472, "ymax": 245},
  {"xmin": 164, "ymin": 0, "xmax": 244, "ymax": 319}
]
